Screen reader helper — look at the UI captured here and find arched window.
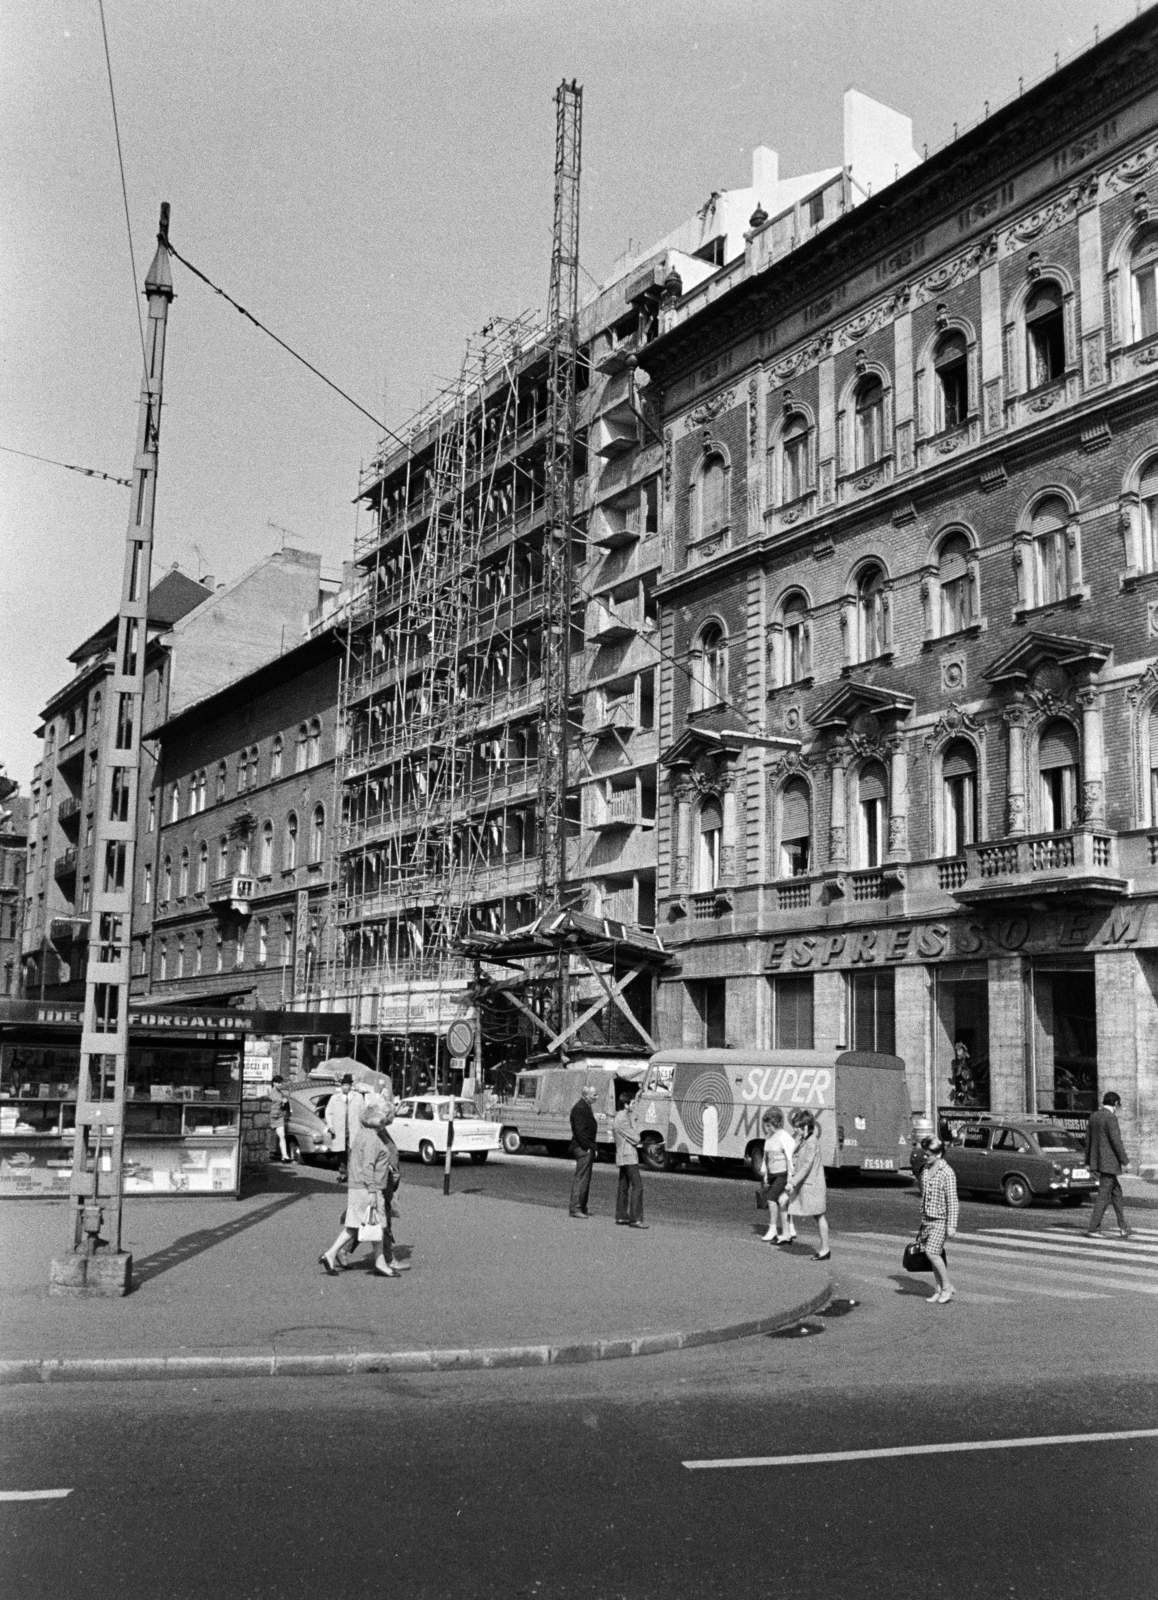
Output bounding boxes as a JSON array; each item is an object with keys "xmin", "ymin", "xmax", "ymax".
[
  {"xmin": 194, "ymin": 932, "xmax": 204, "ymax": 976},
  {"xmin": 857, "ymin": 566, "xmax": 886, "ymax": 661},
  {"xmin": 196, "ymin": 841, "xmax": 208, "ymax": 892},
  {"xmin": 169, "ymin": 784, "xmax": 181, "ymax": 822},
  {"xmin": 237, "ymin": 832, "xmax": 251, "ymax": 875},
  {"xmin": 781, "ymin": 414, "xmax": 810, "ymax": 502},
  {"xmin": 782, "ymin": 593, "xmax": 810, "ymax": 685},
  {"xmin": 1139, "ymin": 459, "xmax": 1158, "ymax": 574},
  {"xmin": 307, "ymin": 720, "xmax": 321, "ymax": 766},
  {"xmin": 1039, "ymin": 719, "xmax": 1079, "ymax": 832},
  {"xmin": 248, "ymin": 746, "xmax": 261, "ymax": 789},
  {"xmin": 697, "ymin": 798, "xmax": 723, "ymax": 890},
  {"xmin": 1026, "ymin": 282, "xmax": 1065, "ymax": 388},
  {"xmin": 700, "ymin": 454, "xmax": 728, "ymax": 536},
  {"xmin": 178, "ymin": 848, "xmax": 189, "ymax": 898},
  {"xmin": 175, "ymin": 936, "xmax": 185, "ymax": 980},
  {"xmin": 237, "ymin": 752, "xmax": 248, "ymax": 794},
  {"xmin": 938, "ymin": 532, "xmax": 973, "ymax": 634},
  {"xmin": 779, "ymin": 779, "xmax": 811, "ymax": 877},
  {"xmin": 91, "ymin": 692, "xmax": 101, "ymax": 730},
  {"xmin": 1150, "ymin": 703, "xmax": 1158, "ymax": 823},
  {"xmin": 696, "ymin": 624, "xmax": 727, "ymax": 709},
  {"xmin": 311, "ymin": 804, "xmax": 325, "ymax": 862},
  {"xmin": 858, "ymin": 761, "xmax": 888, "ymax": 868},
  {"xmin": 260, "ymin": 821, "xmax": 274, "ymax": 876},
  {"xmin": 295, "ymin": 726, "xmax": 309, "ymax": 773},
  {"xmin": 159, "ymin": 939, "xmax": 168, "ymax": 981},
  {"xmin": 285, "ymin": 812, "xmax": 299, "ymax": 870},
  {"xmin": 934, "ymin": 332, "xmax": 968, "ymax": 430},
  {"xmin": 216, "ymin": 836, "xmax": 229, "ymax": 879},
  {"xmin": 1029, "ymin": 496, "xmax": 1070, "ymax": 607},
  {"xmin": 215, "ymin": 762, "xmax": 227, "ymax": 804},
  {"xmin": 1130, "ymin": 231, "xmax": 1158, "ymax": 343},
  {"xmin": 854, "ymin": 377, "xmax": 885, "ymax": 468},
  {"xmin": 271, "ymin": 736, "xmax": 283, "ymax": 780},
  {"xmin": 942, "ymin": 740, "xmax": 978, "ymax": 856}
]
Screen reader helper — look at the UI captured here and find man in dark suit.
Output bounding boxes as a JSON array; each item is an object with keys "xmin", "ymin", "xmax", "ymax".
[
  {"xmin": 568, "ymin": 1084, "xmax": 599, "ymax": 1219},
  {"xmin": 1085, "ymin": 1090, "xmax": 1132, "ymax": 1239}
]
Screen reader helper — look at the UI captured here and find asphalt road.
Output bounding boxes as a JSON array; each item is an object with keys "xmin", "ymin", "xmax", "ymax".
[{"xmin": 3, "ymin": 1153, "xmax": 1156, "ymax": 1599}]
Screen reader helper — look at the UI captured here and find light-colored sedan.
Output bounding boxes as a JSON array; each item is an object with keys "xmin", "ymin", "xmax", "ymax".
[{"xmin": 391, "ymin": 1096, "xmax": 502, "ymax": 1166}]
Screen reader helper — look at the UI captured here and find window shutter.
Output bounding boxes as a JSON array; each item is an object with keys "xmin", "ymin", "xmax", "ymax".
[
  {"xmin": 1140, "ymin": 462, "xmax": 1158, "ymax": 502},
  {"xmin": 700, "ymin": 799, "xmax": 723, "ymax": 833},
  {"xmin": 859, "ymin": 762, "xmax": 887, "ymax": 802},
  {"xmin": 1038, "ymin": 719, "xmax": 1079, "ymax": 770},
  {"xmin": 942, "ymin": 740, "xmax": 977, "ymax": 779},
  {"xmin": 781, "ymin": 780, "xmax": 810, "ymax": 840}
]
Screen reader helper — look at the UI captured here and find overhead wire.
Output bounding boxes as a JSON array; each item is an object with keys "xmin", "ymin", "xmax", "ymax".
[
  {"xmin": 164, "ymin": 238, "xmax": 409, "ymax": 449},
  {"xmin": 0, "ymin": 443, "xmax": 131, "ymax": 488},
  {"xmin": 97, "ymin": 0, "xmax": 148, "ymax": 377}
]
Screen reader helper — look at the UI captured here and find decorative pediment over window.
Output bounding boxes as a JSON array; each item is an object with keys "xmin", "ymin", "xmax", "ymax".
[
  {"xmin": 808, "ymin": 680, "xmax": 915, "ymax": 733},
  {"xmin": 661, "ymin": 709, "xmax": 799, "ymax": 772},
  {"xmin": 983, "ymin": 630, "xmax": 1110, "ymax": 690}
]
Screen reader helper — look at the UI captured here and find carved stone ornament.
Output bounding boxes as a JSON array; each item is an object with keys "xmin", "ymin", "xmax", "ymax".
[
  {"xmin": 1135, "ymin": 344, "xmax": 1158, "ymax": 368},
  {"xmin": 687, "ymin": 388, "xmax": 736, "ymax": 428},
  {"xmin": 663, "ymin": 427, "xmax": 672, "ymax": 501},
  {"xmin": 852, "ymin": 468, "xmax": 885, "ymax": 493},
  {"xmin": 940, "ymin": 655, "xmax": 967, "ymax": 696},
  {"xmin": 748, "ymin": 376, "xmax": 759, "ymax": 456},
  {"xmin": 1003, "ymin": 701, "xmax": 1033, "ymax": 730},
  {"xmin": 854, "ymin": 347, "xmax": 869, "ymax": 375},
  {"xmin": 1027, "ymin": 387, "xmax": 1061, "ymax": 412},
  {"xmin": 924, "ymin": 701, "xmax": 981, "ymax": 753},
  {"xmin": 1106, "ymin": 140, "xmax": 1158, "ymax": 195},
  {"xmin": 852, "ymin": 711, "xmax": 881, "ymax": 743},
  {"xmin": 1029, "ymin": 661, "xmax": 1070, "ymax": 704},
  {"xmin": 770, "ymin": 744, "xmax": 810, "ymax": 774},
  {"xmin": 934, "ymin": 430, "xmax": 965, "ymax": 455},
  {"xmin": 780, "ymin": 504, "xmax": 805, "ymax": 526},
  {"xmin": 1000, "ymin": 190, "xmax": 1078, "ymax": 251},
  {"xmin": 769, "ymin": 335, "xmax": 830, "ymax": 384},
  {"xmin": 837, "ymin": 302, "xmax": 889, "ymax": 350},
  {"xmin": 1126, "ymin": 661, "xmax": 1158, "ymax": 709}
]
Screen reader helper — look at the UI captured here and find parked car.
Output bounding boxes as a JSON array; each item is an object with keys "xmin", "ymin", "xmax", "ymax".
[
  {"xmin": 944, "ymin": 1116, "xmax": 1097, "ymax": 1208},
  {"xmin": 391, "ymin": 1096, "xmax": 503, "ymax": 1165},
  {"xmin": 284, "ymin": 1081, "xmax": 340, "ymax": 1166}
]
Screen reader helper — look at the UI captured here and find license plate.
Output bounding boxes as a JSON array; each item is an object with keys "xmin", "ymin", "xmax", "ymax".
[
  {"xmin": 862, "ymin": 1158, "xmax": 895, "ymax": 1170},
  {"xmin": 1071, "ymin": 1168, "xmax": 1090, "ymax": 1180}
]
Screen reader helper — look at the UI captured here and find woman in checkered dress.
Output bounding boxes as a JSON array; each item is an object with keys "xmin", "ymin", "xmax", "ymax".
[{"xmin": 917, "ymin": 1137, "xmax": 959, "ymax": 1305}]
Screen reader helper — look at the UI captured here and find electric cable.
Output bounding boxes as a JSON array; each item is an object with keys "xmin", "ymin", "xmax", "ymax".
[
  {"xmin": 97, "ymin": 0, "xmax": 148, "ymax": 377},
  {"xmin": 0, "ymin": 443, "xmax": 131, "ymax": 488},
  {"xmin": 164, "ymin": 238, "xmax": 409, "ymax": 449}
]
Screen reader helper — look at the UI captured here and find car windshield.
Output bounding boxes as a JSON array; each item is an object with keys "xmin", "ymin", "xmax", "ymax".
[
  {"xmin": 395, "ymin": 1101, "xmax": 414, "ymax": 1118},
  {"xmin": 435, "ymin": 1101, "xmax": 478, "ymax": 1121},
  {"xmin": 1034, "ymin": 1128, "xmax": 1085, "ymax": 1153}
]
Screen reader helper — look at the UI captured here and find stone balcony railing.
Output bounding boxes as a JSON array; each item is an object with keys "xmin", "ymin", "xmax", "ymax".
[{"xmin": 953, "ymin": 827, "xmax": 1124, "ymax": 906}]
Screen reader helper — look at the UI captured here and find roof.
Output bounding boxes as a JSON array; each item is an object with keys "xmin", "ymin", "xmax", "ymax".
[
  {"xmin": 148, "ymin": 628, "xmax": 342, "ymax": 743},
  {"xmin": 70, "ymin": 569, "xmax": 214, "ymax": 664}
]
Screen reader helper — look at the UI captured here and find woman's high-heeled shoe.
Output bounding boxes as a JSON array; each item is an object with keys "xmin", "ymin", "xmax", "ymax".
[
  {"xmin": 813, "ymin": 1249, "xmax": 831, "ymax": 1261},
  {"xmin": 375, "ymin": 1264, "xmax": 400, "ymax": 1278},
  {"xmin": 319, "ymin": 1254, "xmax": 338, "ymax": 1277}
]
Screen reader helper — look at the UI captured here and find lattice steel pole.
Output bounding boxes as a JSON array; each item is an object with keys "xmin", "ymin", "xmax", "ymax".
[{"xmin": 50, "ymin": 205, "xmax": 174, "ymax": 1298}]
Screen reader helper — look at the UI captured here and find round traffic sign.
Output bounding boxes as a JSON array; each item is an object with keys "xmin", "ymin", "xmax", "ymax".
[{"xmin": 447, "ymin": 1020, "xmax": 474, "ymax": 1057}]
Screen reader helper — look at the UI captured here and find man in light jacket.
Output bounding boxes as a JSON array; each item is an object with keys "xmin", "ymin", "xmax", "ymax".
[
  {"xmin": 324, "ymin": 1074, "xmax": 366, "ymax": 1183},
  {"xmin": 1085, "ymin": 1090, "xmax": 1132, "ymax": 1239},
  {"xmin": 613, "ymin": 1093, "xmax": 647, "ymax": 1229}
]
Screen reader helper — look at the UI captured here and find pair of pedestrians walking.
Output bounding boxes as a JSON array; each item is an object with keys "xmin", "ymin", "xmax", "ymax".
[
  {"xmin": 759, "ymin": 1107, "xmax": 829, "ymax": 1259},
  {"xmin": 567, "ymin": 1084, "xmax": 648, "ymax": 1228},
  {"xmin": 319, "ymin": 1102, "xmax": 401, "ymax": 1278}
]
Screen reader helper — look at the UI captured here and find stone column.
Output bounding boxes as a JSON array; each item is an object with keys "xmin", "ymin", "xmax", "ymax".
[
  {"xmin": 1004, "ymin": 703, "xmax": 1030, "ymax": 835},
  {"xmin": 886, "ymin": 732, "xmax": 909, "ymax": 860},
  {"xmin": 673, "ymin": 779, "xmax": 693, "ymax": 890},
  {"xmin": 988, "ymin": 955, "xmax": 1030, "ymax": 1115},
  {"xmin": 720, "ymin": 774, "xmax": 738, "ymax": 883},
  {"xmin": 828, "ymin": 747, "xmax": 848, "ymax": 866},
  {"xmin": 1077, "ymin": 685, "xmax": 1105, "ymax": 824}
]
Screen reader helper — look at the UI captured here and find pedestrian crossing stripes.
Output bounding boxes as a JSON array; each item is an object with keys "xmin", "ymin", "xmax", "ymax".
[{"xmin": 832, "ymin": 1223, "xmax": 1158, "ymax": 1301}]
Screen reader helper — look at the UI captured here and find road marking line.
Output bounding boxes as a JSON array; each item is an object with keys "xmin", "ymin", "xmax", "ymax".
[
  {"xmin": 0, "ymin": 1490, "xmax": 73, "ymax": 1502},
  {"xmin": 849, "ymin": 1231, "xmax": 1158, "ymax": 1290},
  {"xmin": 833, "ymin": 1237, "xmax": 1114, "ymax": 1297},
  {"xmin": 842, "ymin": 1271, "xmax": 1015, "ymax": 1305},
  {"xmin": 981, "ymin": 1229, "xmax": 1158, "ymax": 1260},
  {"xmin": 682, "ymin": 1428, "xmax": 1158, "ymax": 1471}
]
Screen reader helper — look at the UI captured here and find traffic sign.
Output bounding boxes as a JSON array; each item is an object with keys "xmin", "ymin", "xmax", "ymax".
[{"xmin": 447, "ymin": 1020, "xmax": 474, "ymax": 1057}]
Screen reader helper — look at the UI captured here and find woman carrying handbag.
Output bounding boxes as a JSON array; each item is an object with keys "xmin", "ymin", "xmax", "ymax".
[
  {"xmin": 320, "ymin": 1103, "xmax": 401, "ymax": 1279},
  {"xmin": 909, "ymin": 1136, "xmax": 958, "ymax": 1305}
]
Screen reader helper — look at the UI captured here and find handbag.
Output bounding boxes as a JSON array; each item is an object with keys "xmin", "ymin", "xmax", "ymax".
[
  {"xmin": 903, "ymin": 1240, "xmax": 947, "ymax": 1274},
  {"xmin": 358, "ymin": 1198, "xmax": 385, "ymax": 1243},
  {"xmin": 755, "ymin": 1183, "xmax": 769, "ymax": 1211}
]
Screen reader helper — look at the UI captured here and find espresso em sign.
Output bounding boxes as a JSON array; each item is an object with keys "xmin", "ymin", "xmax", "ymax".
[{"xmin": 765, "ymin": 903, "xmax": 1149, "ymax": 973}]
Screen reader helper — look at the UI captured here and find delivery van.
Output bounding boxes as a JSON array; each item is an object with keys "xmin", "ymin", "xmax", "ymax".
[
  {"xmin": 497, "ymin": 1062, "xmax": 647, "ymax": 1156},
  {"xmin": 633, "ymin": 1049, "xmax": 914, "ymax": 1175}
]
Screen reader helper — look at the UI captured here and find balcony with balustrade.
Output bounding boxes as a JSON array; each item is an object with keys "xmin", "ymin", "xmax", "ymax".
[{"xmin": 949, "ymin": 828, "xmax": 1125, "ymax": 907}]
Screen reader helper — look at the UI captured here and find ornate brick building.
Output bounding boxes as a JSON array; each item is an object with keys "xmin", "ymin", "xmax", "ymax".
[{"xmin": 644, "ymin": 12, "xmax": 1158, "ymax": 1172}]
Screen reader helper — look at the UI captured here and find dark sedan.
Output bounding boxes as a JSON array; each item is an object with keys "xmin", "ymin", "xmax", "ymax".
[{"xmin": 944, "ymin": 1116, "xmax": 1097, "ymax": 1208}]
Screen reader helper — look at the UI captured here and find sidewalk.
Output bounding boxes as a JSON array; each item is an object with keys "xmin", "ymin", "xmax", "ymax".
[{"xmin": 0, "ymin": 1167, "xmax": 829, "ymax": 1384}]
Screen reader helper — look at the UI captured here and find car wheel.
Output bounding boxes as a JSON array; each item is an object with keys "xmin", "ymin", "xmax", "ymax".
[
  {"xmin": 500, "ymin": 1128, "xmax": 521, "ymax": 1155},
  {"xmin": 419, "ymin": 1140, "xmax": 438, "ymax": 1166},
  {"xmin": 1002, "ymin": 1173, "xmax": 1033, "ymax": 1208},
  {"xmin": 745, "ymin": 1142, "xmax": 764, "ymax": 1180},
  {"xmin": 470, "ymin": 1151, "xmax": 489, "ymax": 1166},
  {"xmin": 288, "ymin": 1137, "xmax": 304, "ymax": 1166},
  {"xmin": 640, "ymin": 1138, "xmax": 669, "ymax": 1172}
]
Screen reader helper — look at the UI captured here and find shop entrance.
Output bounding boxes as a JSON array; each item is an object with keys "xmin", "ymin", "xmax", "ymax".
[
  {"xmin": 934, "ymin": 963, "xmax": 990, "ymax": 1109},
  {"xmin": 1031, "ymin": 962, "xmax": 1097, "ymax": 1113}
]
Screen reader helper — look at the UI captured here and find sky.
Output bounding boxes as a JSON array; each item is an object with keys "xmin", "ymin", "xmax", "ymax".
[{"xmin": 0, "ymin": 0, "xmax": 1145, "ymax": 789}]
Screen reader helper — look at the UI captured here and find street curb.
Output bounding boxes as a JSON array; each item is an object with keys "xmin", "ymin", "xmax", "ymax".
[{"xmin": 0, "ymin": 1283, "xmax": 833, "ymax": 1387}]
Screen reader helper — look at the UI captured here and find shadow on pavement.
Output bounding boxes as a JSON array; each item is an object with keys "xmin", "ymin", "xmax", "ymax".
[{"xmin": 133, "ymin": 1190, "xmax": 308, "ymax": 1289}]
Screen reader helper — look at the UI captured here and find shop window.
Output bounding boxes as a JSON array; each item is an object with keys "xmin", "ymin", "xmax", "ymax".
[
  {"xmin": 311, "ymin": 804, "xmax": 326, "ymax": 862},
  {"xmin": 850, "ymin": 968, "xmax": 895, "ymax": 1054},
  {"xmin": 856, "ymin": 565, "xmax": 886, "ymax": 661},
  {"xmin": 196, "ymin": 841, "xmax": 208, "ymax": 893},
  {"xmin": 935, "ymin": 966, "xmax": 990, "ymax": 1108},
  {"xmin": 780, "ymin": 414, "xmax": 810, "ymax": 502},
  {"xmin": 942, "ymin": 740, "xmax": 978, "ymax": 857},
  {"xmin": 690, "ymin": 978, "xmax": 727, "ymax": 1049},
  {"xmin": 1032, "ymin": 965, "xmax": 1097, "ymax": 1112},
  {"xmin": 1028, "ymin": 496, "xmax": 1070, "ymax": 607},
  {"xmin": 697, "ymin": 798, "xmax": 722, "ymax": 890},
  {"xmin": 260, "ymin": 822, "xmax": 274, "ymax": 876},
  {"xmin": 1026, "ymin": 282, "xmax": 1065, "ymax": 387},
  {"xmin": 854, "ymin": 377, "xmax": 885, "ymax": 468},
  {"xmin": 1130, "ymin": 231, "xmax": 1158, "ymax": 342},
  {"xmin": 937, "ymin": 532, "xmax": 973, "ymax": 634},
  {"xmin": 285, "ymin": 812, "xmax": 299, "ymax": 870},
  {"xmin": 858, "ymin": 761, "xmax": 888, "ymax": 868},
  {"xmin": 771, "ymin": 974, "xmax": 814, "ymax": 1049},
  {"xmin": 779, "ymin": 779, "xmax": 811, "ymax": 877},
  {"xmin": 1039, "ymin": 719, "xmax": 1079, "ymax": 832},
  {"xmin": 934, "ymin": 332, "xmax": 969, "ymax": 429}
]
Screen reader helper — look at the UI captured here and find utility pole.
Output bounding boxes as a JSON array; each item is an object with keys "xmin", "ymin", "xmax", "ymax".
[
  {"xmin": 537, "ymin": 80, "xmax": 582, "ymax": 1039},
  {"xmin": 50, "ymin": 205, "xmax": 174, "ymax": 1297}
]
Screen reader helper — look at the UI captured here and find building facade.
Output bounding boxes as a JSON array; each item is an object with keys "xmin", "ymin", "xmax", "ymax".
[
  {"xmin": 643, "ymin": 12, "xmax": 1158, "ymax": 1172},
  {"xmin": 0, "ymin": 787, "xmax": 28, "ymax": 997}
]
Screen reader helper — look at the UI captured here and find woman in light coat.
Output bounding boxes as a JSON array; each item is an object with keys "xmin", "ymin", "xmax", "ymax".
[
  {"xmin": 785, "ymin": 1110, "xmax": 830, "ymax": 1260},
  {"xmin": 320, "ymin": 1104, "xmax": 400, "ymax": 1278},
  {"xmin": 759, "ymin": 1107, "xmax": 796, "ymax": 1244}
]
